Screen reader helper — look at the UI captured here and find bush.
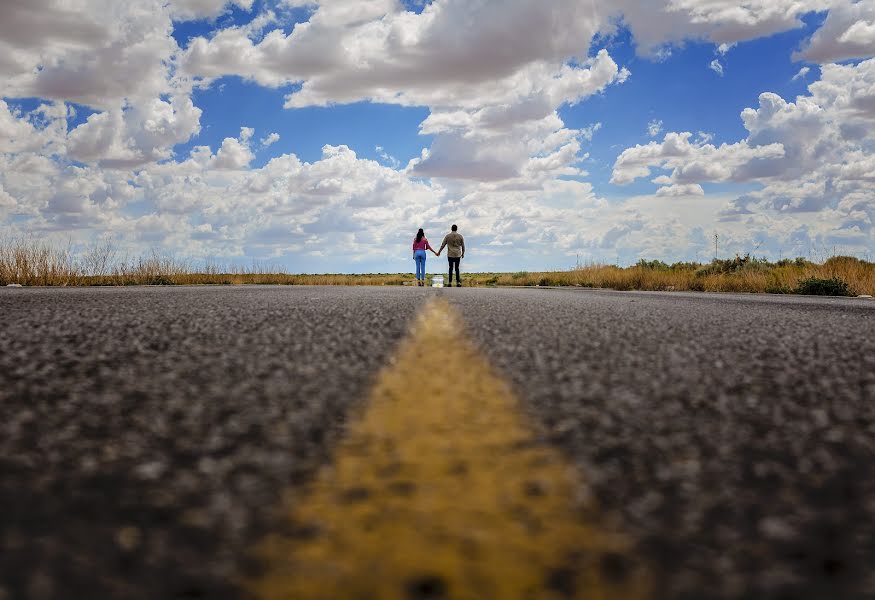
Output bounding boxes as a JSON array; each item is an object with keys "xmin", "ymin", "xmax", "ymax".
[
  {"xmin": 695, "ymin": 253, "xmax": 771, "ymax": 277},
  {"xmin": 635, "ymin": 259, "xmax": 670, "ymax": 270},
  {"xmin": 764, "ymin": 283, "xmax": 791, "ymax": 294},
  {"xmin": 669, "ymin": 261, "xmax": 700, "ymax": 270},
  {"xmin": 794, "ymin": 277, "xmax": 854, "ymax": 296},
  {"xmin": 823, "ymin": 255, "xmax": 865, "ymax": 268}
]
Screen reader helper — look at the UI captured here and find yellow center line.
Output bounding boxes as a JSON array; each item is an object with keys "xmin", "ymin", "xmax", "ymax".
[{"xmin": 246, "ymin": 300, "xmax": 651, "ymax": 599}]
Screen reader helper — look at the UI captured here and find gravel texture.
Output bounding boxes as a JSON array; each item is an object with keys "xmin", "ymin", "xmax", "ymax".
[
  {"xmin": 0, "ymin": 286, "xmax": 424, "ymax": 599},
  {"xmin": 1, "ymin": 286, "xmax": 874, "ymax": 599},
  {"xmin": 449, "ymin": 288, "xmax": 875, "ymax": 600}
]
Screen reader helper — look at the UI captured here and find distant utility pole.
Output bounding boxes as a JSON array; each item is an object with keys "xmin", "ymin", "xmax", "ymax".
[{"xmin": 714, "ymin": 233, "xmax": 719, "ymax": 261}]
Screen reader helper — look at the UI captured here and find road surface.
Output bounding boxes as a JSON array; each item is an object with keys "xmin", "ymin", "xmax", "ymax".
[{"xmin": 1, "ymin": 286, "xmax": 873, "ymax": 599}]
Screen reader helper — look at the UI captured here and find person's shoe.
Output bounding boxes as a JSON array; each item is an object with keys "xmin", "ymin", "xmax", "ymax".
[{"xmin": 456, "ymin": 284, "xmax": 462, "ymax": 287}]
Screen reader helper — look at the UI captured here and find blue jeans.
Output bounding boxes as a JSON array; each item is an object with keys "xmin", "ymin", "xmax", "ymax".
[{"xmin": 414, "ymin": 250, "xmax": 427, "ymax": 280}]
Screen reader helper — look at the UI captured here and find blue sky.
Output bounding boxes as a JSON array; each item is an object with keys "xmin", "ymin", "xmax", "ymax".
[{"xmin": 1, "ymin": 1, "xmax": 874, "ymax": 273}]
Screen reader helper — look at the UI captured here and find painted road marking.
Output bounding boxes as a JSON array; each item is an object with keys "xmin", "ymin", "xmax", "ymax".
[{"xmin": 247, "ymin": 300, "xmax": 650, "ymax": 599}]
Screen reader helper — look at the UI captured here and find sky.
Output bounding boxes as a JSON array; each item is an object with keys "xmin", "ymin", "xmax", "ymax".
[{"xmin": 1, "ymin": 0, "xmax": 875, "ymax": 273}]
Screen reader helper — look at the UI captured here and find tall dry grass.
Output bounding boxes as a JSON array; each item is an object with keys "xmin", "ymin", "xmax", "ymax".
[
  {"xmin": 1, "ymin": 237, "xmax": 872, "ymax": 295},
  {"xmin": 469, "ymin": 256, "xmax": 874, "ymax": 295},
  {"xmin": 0, "ymin": 237, "xmax": 415, "ymax": 286}
]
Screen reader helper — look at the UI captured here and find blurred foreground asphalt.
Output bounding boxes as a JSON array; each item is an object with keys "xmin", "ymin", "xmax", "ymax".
[{"xmin": 1, "ymin": 286, "xmax": 873, "ymax": 599}]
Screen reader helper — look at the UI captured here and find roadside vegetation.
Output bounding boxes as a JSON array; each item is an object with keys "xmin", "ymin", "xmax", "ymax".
[
  {"xmin": 1, "ymin": 237, "xmax": 872, "ymax": 296},
  {"xmin": 477, "ymin": 255, "xmax": 873, "ymax": 296}
]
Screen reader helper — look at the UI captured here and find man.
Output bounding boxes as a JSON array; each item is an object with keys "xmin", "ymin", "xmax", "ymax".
[{"xmin": 438, "ymin": 224, "xmax": 465, "ymax": 287}]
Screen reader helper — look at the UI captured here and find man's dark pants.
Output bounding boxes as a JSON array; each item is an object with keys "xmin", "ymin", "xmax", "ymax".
[{"xmin": 448, "ymin": 257, "xmax": 461, "ymax": 286}]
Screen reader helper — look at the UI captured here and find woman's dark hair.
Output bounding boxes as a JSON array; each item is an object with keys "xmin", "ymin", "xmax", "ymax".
[{"xmin": 415, "ymin": 228, "xmax": 425, "ymax": 243}]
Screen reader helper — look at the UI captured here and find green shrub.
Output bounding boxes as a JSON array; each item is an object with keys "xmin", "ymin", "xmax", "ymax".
[
  {"xmin": 688, "ymin": 279, "xmax": 706, "ymax": 292},
  {"xmin": 764, "ymin": 283, "xmax": 791, "ymax": 294},
  {"xmin": 635, "ymin": 259, "xmax": 670, "ymax": 270},
  {"xmin": 794, "ymin": 277, "xmax": 854, "ymax": 296},
  {"xmin": 695, "ymin": 253, "xmax": 772, "ymax": 277},
  {"xmin": 145, "ymin": 275, "xmax": 174, "ymax": 286}
]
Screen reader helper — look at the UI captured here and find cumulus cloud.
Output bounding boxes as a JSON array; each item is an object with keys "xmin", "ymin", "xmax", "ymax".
[
  {"xmin": 613, "ymin": 56, "xmax": 875, "ymax": 256},
  {"xmin": 610, "ymin": 0, "xmax": 831, "ymax": 57},
  {"xmin": 648, "ymin": 119, "xmax": 664, "ymax": 137},
  {"xmin": 0, "ymin": 1, "xmax": 204, "ymax": 168},
  {"xmin": 795, "ymin": 0, "xmax": 875, "ymax": 63},
  {"xmin": 0, "ymin": 101, "xmax": 66, "ymax": 155},
  {"xmin": 0, "ymin": 1, "xmax": 180, "ymax": 110},
  {"xmin": 68, "ymin": 96, "xmax": 202, "ymax": 168},
  {"xmin": 611, "ymin": 132, "xmax": 784, "ymax": 186},
  {"xmin": 655, "ymin": 183, "xmax": 706, "ymax": 197},
  {"xmin": 175, "ymin": 0, "xmax": 852, "ymax": 192},
  {"xmin": 709, "ymin": 59, "xmax": 725, "ymax": 76},
  {"xmin": 211, "ymin": 128, "xmax": 256, "ymax": 169},
  {"xmin": 169, "ymin": 0, "xmax": 255, "ymax": 21}
]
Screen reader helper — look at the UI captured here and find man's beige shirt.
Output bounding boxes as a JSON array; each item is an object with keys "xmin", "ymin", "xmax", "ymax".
[{"xmin": 440, "ymin": 232, "xmax": 465, "ymax": 258}]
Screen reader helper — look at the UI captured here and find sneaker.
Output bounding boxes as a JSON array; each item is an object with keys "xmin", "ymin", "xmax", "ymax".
[{"xmin": 456, "ymin": 284, "xmax": 462, "ymax": 287}]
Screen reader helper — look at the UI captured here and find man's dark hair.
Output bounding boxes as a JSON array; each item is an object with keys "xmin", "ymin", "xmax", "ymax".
[{"xmin": 451, "ymin": 224, "xmax": 458, "ymax": 231}]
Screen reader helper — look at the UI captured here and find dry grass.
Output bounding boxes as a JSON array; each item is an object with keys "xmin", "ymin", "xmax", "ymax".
[
  {"xmin": 0, "ymin": 238, "xmax": 414, "ymax": 287},
  {"xmin": 466, "ymin": 256, "xmax": 875, "ymax": 296},
  {"xmin": 1, "ymin": 237, "xmax": 873, "ymax": 295}
]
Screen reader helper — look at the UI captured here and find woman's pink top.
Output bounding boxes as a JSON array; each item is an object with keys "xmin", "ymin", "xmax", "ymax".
[{"xmin": 413, "ymin": 237, "xmax": 432, "ymax": 251}]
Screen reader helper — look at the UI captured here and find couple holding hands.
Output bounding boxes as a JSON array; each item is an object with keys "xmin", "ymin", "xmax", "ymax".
[{"xmin": 412, "ymin": 224, "xmax": 465, "ymax": 287}]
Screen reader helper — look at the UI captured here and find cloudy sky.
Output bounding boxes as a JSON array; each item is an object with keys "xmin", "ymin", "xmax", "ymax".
[{"xmin": 1, "ymin": 0, "xmax": 874, "ymax": 273}]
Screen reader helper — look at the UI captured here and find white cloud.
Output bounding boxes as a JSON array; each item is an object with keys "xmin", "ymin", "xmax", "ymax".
[
  {"xmin": 68, "ymin": 95, "xmax": 202, "ymax": 168},
  {"xmin": 792, "ymin": 66, "xmax": 811, "ymax": 81},
  {"xmin": 795, "ymin": 0, "xmax": 875, "ymax": 63},
  {"xmin": 169, "ymin": 0, "xmax": 255, "ymax": 21},
  {"xmin": 655, "ymin": 183, "xmax": 705, "ymax": 197},
  {"xmin": 611, "ymin": 0, "xmax": 831, "ymax": 57},
  {"xmin": 613, "ymin": 56, "xmax": 875, "ymax": 256},
  {"xmin": 0, "ymin": 1, "xmax": 180, "ymax": 110},
  {"xmin": 611, "ymin": 132, "xmax": 784, "ymax": 186},
  {"xmin": 581, "ymin": 122, "xmax": 603, "ymax": 141},
  {"xmin": 210, "ymin": 128, "xmax": 256, "ymax": 170},
  {"xmin": 0, "ymin": 1, "xmax": 204, "ymax": 168},
  {"xmin": 376, "ymin": 146, "xmax": 401, "ymax": 169},
  {"xmin": 260, "ymin": 132, "xmax": 281, "ymax": 148},
  {"xmin": 709, "ymin": 59, "xmax": 725, "ymax": 76},
  {"xmin": 0, "ymin": 100, "xmax": 66, "ymax": 155},
  {"xmin": 648, "ymin": 119, "xmax": 664, "ymax": 137}
]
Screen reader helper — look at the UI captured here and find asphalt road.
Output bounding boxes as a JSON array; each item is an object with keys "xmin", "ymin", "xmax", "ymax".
[{"xmin": 1, "ymin": 286, "xmax": 873, "ymax": 599}]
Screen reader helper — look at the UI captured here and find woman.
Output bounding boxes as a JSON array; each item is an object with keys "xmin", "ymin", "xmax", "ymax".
[{"xmin": 412, "ymin": 228, "xmax": 437, "ymax": 286}]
